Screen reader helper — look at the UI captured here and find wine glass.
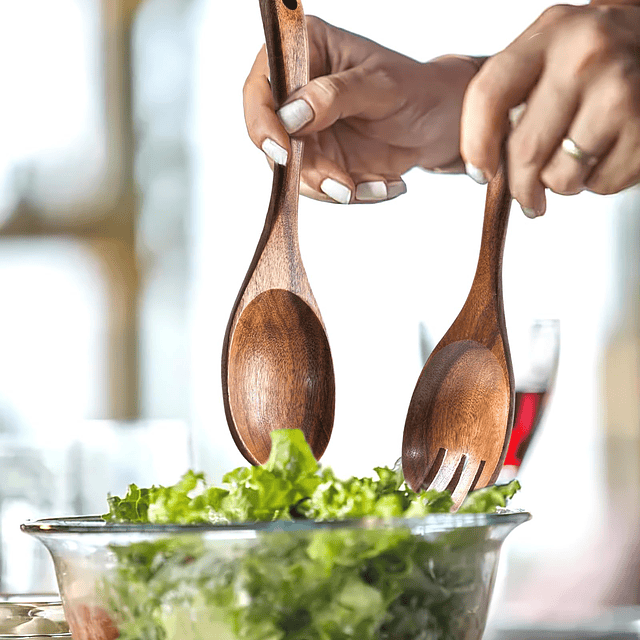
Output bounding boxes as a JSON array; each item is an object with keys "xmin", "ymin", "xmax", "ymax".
[{"xmin": 498, "ymin": 319, "xmax": 561, "ymax": 483}]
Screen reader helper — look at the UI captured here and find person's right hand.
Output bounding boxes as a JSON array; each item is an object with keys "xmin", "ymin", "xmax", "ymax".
[{"xmin": 243, "ymin": 16, "xmax": 478, "ymax": 204}]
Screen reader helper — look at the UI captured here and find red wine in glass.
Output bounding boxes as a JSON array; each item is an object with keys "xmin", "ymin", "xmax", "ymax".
[
  {"xmin": 504, "ymin": 389, "xmax": 550, "ymax": 468},
  {"xmin": 499, "ymin": 319, "xmax": 560, "ymax": 482}
]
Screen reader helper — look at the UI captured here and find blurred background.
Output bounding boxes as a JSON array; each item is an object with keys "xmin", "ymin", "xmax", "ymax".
[{"xmin": 0, "ymin": 0, "xmax": 639, "ymax": 633}]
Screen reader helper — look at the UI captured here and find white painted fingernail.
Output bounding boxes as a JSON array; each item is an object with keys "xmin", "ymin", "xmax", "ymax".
[
  {"xmin": 521, "ymin": 205, "xmax": 541, "ymax": 219},
  {"xmin": 356, "ymin": 181, "xmax": 387, "ymax": 201},
  {"xmin": 321, "ymin": 178, "xmax": 352, "ymax": 204},
  {"xmin": 465, "ymin": 163, "xmax": 488, "ymax": 185},
  {"xmin": 277, "ymin": 99, "xmax": 314, "ymax": 133},
  {"xmin": 261, "ymin": 138, "xmax": 288, "ymax": 166},
  {"xmin": 509, "ymin": 102, "xmax": 527, "ymax": 128},
  {"xmin": 386, "ymin": 181, "xmax": 407, "ymax": 199}
]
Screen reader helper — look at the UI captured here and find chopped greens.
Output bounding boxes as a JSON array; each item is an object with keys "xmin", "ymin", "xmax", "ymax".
[
  {"xmin": 106, "ymin": 429, "xmax": 519, "ymax": 524},
  {"xmin": 100, "ymin": 429, "xmax": 522, "ymax": 640}
]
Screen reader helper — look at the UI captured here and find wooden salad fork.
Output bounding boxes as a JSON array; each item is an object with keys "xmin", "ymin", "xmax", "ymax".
[{"xmin": 402, "ymin": 160, "xmax": 515, "ymax": 510}]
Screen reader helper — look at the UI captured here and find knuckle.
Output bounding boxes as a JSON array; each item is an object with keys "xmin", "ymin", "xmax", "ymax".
[
  {"xmin": 609, "ymin": 64, "xmax": 640, "ymax": 113},
  {"xmin": 543, "ymin": 172, "xmax": 581, "ymax": 196},
  {"xmin": 508, "ymin": 129, "xmax": 547, "ymax": 167},
  {"xmin": 537, "ymin": 4, "xmax": 575, "ymax": 28},
  {"xmin": 312, "ymin": 75, "xmax": 343, "ymax": 104},
  {"xmin": 572, "ymin": 20, "xmax": 614, "ymax": 66},
  {"xmin": 605, "ymin": 80, "xmax": 635, "ymax": 121},
  {"xmin": 369, "ymin": 64, "xmax": 401, "ymax": 95},
  {"xmin": 466, "ymin": 67, "xmax": 500, "ymax": 109}
]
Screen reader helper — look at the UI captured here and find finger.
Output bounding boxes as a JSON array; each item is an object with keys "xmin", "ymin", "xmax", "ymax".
[
  {"xmin": 349, "ymin": 173, "xmax": 407, "ymax": 203},
  {"xmin": 385, "ymin": 177, "xmax": 408, "ymax": 201},
  {"xmin": 243, "ymin": 46, "xmax": 292, "ymax": 165},
  {"xmin": 585, "ymin": 126, "xmax": 640, "ymax": 194},
  {"xmin": 507, "ymin": 74, "xmax": 580, "ymax": 216},
  {"xmin": 349, "ymin": 173, "xmax": 389, "ymax": 203},
  {"xmin": 299, "ymin": 141, "xmax": 356, "ymax": 204},
  {"xmin": 461, "ymin": 40, "xmax": 546, "ymax": 183},
  {"xmin": 540, "ymin": 79, "xmax": 630, "ymax": 198},
  {"xmin": 276, "ymin": 64, "xmax": 403, "ymax": 135}
]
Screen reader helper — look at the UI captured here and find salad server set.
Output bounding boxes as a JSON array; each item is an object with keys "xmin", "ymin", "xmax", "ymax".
[{"xmin": 222, "ymin": 0, "xmax": 515, "ymax": 509}]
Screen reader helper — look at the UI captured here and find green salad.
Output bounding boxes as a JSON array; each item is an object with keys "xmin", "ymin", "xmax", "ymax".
[{"xmin": 100, "ymin": 429, "xmax": 520, "ymax": 640}]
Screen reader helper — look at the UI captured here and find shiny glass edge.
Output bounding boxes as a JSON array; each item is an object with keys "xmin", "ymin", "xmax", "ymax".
[{"xmin": 21, "ymin": 510, "xmax": 531, "ymax": 535}]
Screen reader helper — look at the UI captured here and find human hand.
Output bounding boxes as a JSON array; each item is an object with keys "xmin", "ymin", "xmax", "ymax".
[
  {"xmin": 461, "ymin": 3, "xmax": 640, "ymax": 217},
  {"xmin": 243, "ymin": 16, "xmax": 478, "ymax": 204}
]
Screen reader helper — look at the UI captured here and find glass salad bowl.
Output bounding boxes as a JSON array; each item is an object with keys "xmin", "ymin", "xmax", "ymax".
[{"xmin": 22, "ymin": 511, "xmax": 529, "ymax": 640}]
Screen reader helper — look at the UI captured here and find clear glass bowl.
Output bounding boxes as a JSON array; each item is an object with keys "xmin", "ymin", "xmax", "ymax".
[{"xmin": 22, "ymin": 511, "xmax": 530, "ymax": 640}]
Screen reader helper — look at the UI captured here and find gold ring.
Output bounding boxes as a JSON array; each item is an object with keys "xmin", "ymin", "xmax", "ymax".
[{"xmin": 561, "ymin": 138, "xmax": 599, "ymax": 167}]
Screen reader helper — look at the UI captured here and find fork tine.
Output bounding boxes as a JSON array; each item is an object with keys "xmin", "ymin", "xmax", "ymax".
[
  {"xmin": 427, "ymin": 452, "xmax": 467, "ymax": 493},
  {"xmin": 473, "ymin": 459, "xmax": 496, "ymax": 490},
  {"xmin": 449, "ymin": 459, "xmax": 484, "ymax": 510}
]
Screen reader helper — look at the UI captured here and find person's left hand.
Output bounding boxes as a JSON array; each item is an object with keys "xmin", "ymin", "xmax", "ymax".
[{"xmin": 460, "ymin": 3, "xmax": 640, "ymax": 217}]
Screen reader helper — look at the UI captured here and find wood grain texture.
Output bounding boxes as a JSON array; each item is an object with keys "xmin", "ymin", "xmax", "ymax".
[
  {"xmin": 221, "ymin": 0, "xmax": 335, "ymax": 466},
  {"xmin": 402, "ymin": 161, "xmax": 515, "ymax": 508}
]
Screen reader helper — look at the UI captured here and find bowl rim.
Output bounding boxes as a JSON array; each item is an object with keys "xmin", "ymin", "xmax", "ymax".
[
  {"xmin": 21, "ymin": 510, "xmax": 531, "ymax": 536},
  {"xmin": 0, "ymin": 632, "xmax": 73, "ymax": 640}
]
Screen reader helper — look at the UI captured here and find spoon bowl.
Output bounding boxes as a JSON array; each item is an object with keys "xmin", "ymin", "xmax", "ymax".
[{"xmin": 227, "ymin": 289, "xmax": 334, "ymax": 464}]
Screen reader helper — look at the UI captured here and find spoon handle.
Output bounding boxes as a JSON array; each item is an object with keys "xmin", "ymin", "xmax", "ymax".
[
  {"xmin": 259, "ymin": 0, "xmax": 308, "ymax": 233},
  {"xmin": 244, "ymin": 0, "xmax": 313, "ymax": 301},
  {"xmin": 444, "ymin": 159, "xmax": 511, "ymax": 350},
  {"xmin": 473, "ymin": 160, "xmax": 511, "ymax": 295},
  {"xmin": 260, "ymin": 0, "xmax": 309, "ymax": 106}
]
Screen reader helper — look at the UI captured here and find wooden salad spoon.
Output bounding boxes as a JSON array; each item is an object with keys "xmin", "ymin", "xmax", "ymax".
[
  {"xmin": 221, "ymin": 0, "xmax": 335, "ymax": 465},
  {"xmin": 402, "ymin": 160, "xmax": 515, "ymax": 509}
]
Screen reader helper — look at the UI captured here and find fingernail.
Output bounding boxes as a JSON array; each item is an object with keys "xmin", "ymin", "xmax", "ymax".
[
  {"xmin": 261, "ymin": 138, "xmax": 288, "ymax": 166},
  {"xmin": 521, "ymin": 205, "xmax": 540, "ymax": 219},
  {"xmin": 465, "ymin": 163, "xmax": 488, "ymax": 185},
  {"xmin": 356, "ymin": 181, "xmax": 387, "ymax": 201},
  {"xmin": 387, "ymin": 181, "xmax": 407, "ymax": 200},
  {"xmin": 277, "ymin": 99, "xmax": 314, "ymax": 133},
  {"xmin": 509, "ymin": 103, "xmax": 526, "ymax": 128},
  {"xmin": 321, "ymin": 178, "xmax": 352, "ymax": 204}
]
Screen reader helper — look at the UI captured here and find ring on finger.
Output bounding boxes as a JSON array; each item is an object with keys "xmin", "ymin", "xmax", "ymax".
[{"xmin": 561, "ymin": 137, "xmax": 599, "ymax": 168}]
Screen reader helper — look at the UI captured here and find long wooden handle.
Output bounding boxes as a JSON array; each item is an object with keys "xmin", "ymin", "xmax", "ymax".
[
  {"xmin": 440, "ymin": 159, "xmax": 513, "ymax": 361},
  {"xmin": 259, "ymin": 0, "xmax": 309, "ymax": 106},
  {"xmin": 257, "ymin": 0, "xmax": 309, "ymax": 268},
  {"xmin": 259, "ymin": 0, "xmax": 308, "ymax": 211},
  {"xmin": 473, "ymin": 160, "xmax": 512, "ymax": 292}
]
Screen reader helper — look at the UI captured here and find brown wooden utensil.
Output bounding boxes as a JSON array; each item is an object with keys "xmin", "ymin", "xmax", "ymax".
[
  {"xmin": 402, "ymin": 160, "xmax": 514, "ymax": 510},
  {"xmin": 221, "ymin": 0, "xmax": 335, "ymax": 465}
]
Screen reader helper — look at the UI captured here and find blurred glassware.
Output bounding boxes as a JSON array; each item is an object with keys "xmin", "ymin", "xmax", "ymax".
[
  {"xmin": 499, "ymin": 319, "xmax": 561, "ymax": 483},
  {"xmin": 0, "ymin": 438, "xmax": 57, "ymax": 594},
  {"xmin": 66, "ymin": 419, "xmax": 193, "ymax": 515},
  {"xmin": 0, "ymin": 598, "xmax": 70, "ymax": 638},
  {"xmin": 0, "ymin": 420, "xmax": 192, "ymax": 595}
]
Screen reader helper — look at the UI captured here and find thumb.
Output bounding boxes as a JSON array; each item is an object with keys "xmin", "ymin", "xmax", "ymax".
[{"xmin": 277, "ymin": 65, "xmax": 399, "ymax": 134}]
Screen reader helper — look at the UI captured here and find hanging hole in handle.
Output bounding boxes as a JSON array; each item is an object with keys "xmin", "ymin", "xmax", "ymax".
[{"xmin": 282, "ymin": 0, "xmax": 297, "ymax": 9}]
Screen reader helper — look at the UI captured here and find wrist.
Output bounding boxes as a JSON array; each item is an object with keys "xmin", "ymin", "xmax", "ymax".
[{"xmin": 416, "ymin": 54, "xmax": 484, "ymax": 173}]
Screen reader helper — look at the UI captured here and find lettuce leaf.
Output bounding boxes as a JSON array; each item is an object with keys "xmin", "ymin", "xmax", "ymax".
[{"xmin": 105, "ymin": 429, "xmax": 519, "ymax": 524}]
